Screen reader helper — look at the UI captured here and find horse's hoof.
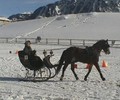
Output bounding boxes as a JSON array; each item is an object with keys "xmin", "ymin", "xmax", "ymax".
[
  {"xmin": 84, "ymin": 78, "xmax": 87, "ymax": 81},
  {"xmin": 60, "ymin": 78, "xmax": 63, "ymax": 81},
  {"xmin": 84, "ymin": 76, "xmax": 87, "ymax": 81},
  {"xmin": 76, "ymin": 77, "xmax": 79, "ymax": 80},
  {"xmin": 102, "ymin": 78, "xmax": 106, "ymax": 81}
]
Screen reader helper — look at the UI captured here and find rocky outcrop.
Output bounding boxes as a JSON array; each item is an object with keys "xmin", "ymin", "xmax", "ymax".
[{"xmin": 8, "ymin": 0, "xmax": 120, "ymax": 21}]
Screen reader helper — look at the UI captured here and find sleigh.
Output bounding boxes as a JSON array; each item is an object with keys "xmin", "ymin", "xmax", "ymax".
[{"xmin": 18, "ymin": 50, "xmax": 58, "ymax": 82}]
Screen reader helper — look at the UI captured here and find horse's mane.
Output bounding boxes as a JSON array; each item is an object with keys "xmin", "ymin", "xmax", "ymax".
[{"xmin": 92, "ymin": 39, "xmax": 105, "ymax": 48}]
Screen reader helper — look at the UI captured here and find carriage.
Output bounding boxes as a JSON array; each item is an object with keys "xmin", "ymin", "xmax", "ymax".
[{"xmin": 18, "ymin": 50, "xmax": 58, "ymax": 81}]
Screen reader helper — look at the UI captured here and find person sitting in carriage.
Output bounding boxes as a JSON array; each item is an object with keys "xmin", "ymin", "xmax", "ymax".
[
  {"xmin": 23, "ymin": 40, "xmax": 43, "ymax": 67},
  {"xmin": 23, "ymin": 40, "xmax": 36, "ymax": 56}
]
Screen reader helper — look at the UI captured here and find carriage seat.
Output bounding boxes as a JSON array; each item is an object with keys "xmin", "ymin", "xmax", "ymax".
[{"xmin": 18, "ymin": 50, "xmax": 44, "ymax": 71}]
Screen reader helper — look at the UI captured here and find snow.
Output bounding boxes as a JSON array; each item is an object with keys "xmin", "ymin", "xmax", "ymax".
[
  {"xmin": 0, "ymin": 13, "xmax": 120, "ymax": 100},
  {"xmin": 55, "ymin": 6, "xmax": 61, "ymax": 15},
  {"xmin": 0, "ymin": 13, "xmax": 120, "ymax": 40},
  {"xmin": 0, "ymin": 17, "xmax": 11, "ymax": 22}
]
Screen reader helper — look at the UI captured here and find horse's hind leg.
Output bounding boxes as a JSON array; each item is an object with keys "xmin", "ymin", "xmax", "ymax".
[
  {"xmin": 84, "ymin": 64, "xmax": 93, "ymax": 81},
  {"xmin": 71, "ymin": 63, "xmax": 79, "ymax": 80},
  {"xmin": 94, "ymin": 62, "xmax": 105, "ymax": 81},
  {"xmin": 60, "ymin": 63, "xmax": 68, "ymax": 81}
]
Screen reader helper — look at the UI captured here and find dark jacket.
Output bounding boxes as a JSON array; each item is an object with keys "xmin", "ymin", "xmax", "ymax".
[{"xmin": 23, "ymin": 46, "xmax": 33, "ymax": 55}]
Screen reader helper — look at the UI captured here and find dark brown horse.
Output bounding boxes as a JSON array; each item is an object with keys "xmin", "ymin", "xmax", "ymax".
[{"xmin": 56, "ymin": 39, "xmax": 110, "ymax": 81}]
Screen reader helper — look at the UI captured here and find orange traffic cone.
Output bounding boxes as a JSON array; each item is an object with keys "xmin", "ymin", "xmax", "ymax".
[
  {"xmin": 74, "ymin": 64, "xmax": 77, "ymax": 69},
  {"xmin": 102, "ymin": 60, "xmax": 108, "ymax": 68},
  {"xmin": 86, "ymin": 64, "xmax": 91, "ymax": 69}
]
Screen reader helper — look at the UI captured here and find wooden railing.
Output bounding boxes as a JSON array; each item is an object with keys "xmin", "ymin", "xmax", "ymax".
[{"xmin": 0, "ymin": 37, "xmax": 120, "ymax": 48}]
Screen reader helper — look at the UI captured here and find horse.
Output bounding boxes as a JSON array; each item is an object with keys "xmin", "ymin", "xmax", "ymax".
[{"xmin": 56, "ymin": 39, "xmax": 110, "ymax": 81}]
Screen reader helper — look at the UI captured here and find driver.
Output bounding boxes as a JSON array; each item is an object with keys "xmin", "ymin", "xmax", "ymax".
[{"xmin": 23, "ymin": 40, "xmax": 36, "ymax": 56}]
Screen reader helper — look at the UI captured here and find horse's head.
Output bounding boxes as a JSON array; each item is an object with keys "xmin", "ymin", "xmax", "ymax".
[
  {"xmin": 93, "ymin": 39, "xmax": 110, "ymax": 54},
  {"xmin": 102, "ymin": 39, "xmax": 110, "ymax": 54}
]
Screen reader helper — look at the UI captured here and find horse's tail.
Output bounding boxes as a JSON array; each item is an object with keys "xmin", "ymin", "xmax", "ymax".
[{"xmin": 56, "ymin": 50, "xmax": 66, "ymax": 75}]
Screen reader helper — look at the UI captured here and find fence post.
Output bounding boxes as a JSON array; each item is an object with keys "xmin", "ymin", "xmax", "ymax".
[
  {"xmin": 25, "ymin": 38, "xmax": 27, "ymax": 42},
  {"xmin": 83, "ymin": 40, "xmax": 85, "ymax": 46},
  {"xmin": 46, "ymin": 38, "xmax": 48, "ymax": 44},
  {"xmin": 70, "ymin": 39, "xmax": 72, "ymax": 45},
  {"xmin": 15, "ymin": 38, "xmax": 17, "ymax": 43},
  {"xmin": 6, "ymin": 38, "xmax": 8, "ymax": 43},
  {"xmin": 58, "ymin": 39, "xmax": 59, "ymax": 45}
]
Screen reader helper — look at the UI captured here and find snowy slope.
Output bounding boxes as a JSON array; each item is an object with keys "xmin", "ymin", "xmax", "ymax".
[{"xmin": 0, "ymin": 13, "xmax": 120, "ymax": 40}]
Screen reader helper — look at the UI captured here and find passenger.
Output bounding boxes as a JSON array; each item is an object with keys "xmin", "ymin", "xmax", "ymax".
[
  {"xmin": 23, "ymin": 40, "xmax": 43, "ymax": 65},
  {"xmin": 23, "ymin": 40, "xmax": 36, "ymax": 56}
]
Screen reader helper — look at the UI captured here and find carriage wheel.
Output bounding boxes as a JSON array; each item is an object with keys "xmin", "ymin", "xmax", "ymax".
[
  {"xmin": 20, "ymin": 67, "xmax": 51, "ymax": 82},
  {"xmin": 37, "ymin": 67, "xmax": 51, "ymax": 81},
  {"xmin": 25, "ymin": 69, "xmax": 34, "ymax": 78}
]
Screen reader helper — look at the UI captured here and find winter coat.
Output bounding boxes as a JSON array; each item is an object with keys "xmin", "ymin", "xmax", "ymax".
[{"xmin": 23, "ymin": 46, "xmax": 33, "ymax": 55}]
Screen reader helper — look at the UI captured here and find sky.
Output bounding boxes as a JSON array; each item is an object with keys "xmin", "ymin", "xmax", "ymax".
[{"xmin": 0, "ymin": 0, "xmax": 60, "ymax": 18}]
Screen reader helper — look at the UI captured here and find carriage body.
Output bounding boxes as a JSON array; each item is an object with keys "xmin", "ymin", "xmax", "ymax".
[
  {"xmin": 18, "ymin": 50, "xmax": 51, "ymax": 81},
  {"xmin": 18, "ymin": 50, "xmax": 57, "ymax": 81}
]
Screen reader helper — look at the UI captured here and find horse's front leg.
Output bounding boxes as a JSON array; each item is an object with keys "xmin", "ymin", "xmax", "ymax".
[
  {"xmin": 60, "ymin": 63, "xmax": 68, "ymax": 81},
  {"xmin": 84, "ymin": 64, "xmax": 93, "ymax": 81},
  {"xmin": 71, "ymin": 63, "xmax": 79, "ymax": 80},
  {"xmin": 94, "ymin": 62, "xmax": 105, "ymax": 81}
]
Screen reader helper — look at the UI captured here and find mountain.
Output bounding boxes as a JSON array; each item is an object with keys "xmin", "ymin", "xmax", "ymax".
[
  {"xmin": 8, "ymin": 13, "xmax": 32, "ymax": 21},
  {"xmin": 8, "ymin": 0, "xmax": 120, "ymax": 21}
]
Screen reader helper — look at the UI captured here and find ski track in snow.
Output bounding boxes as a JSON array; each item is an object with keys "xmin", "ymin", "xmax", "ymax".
[
  {"xmin": 24, "ymin": 17, "xmax": 57, "ymax": 37},
  {"xmin": 10, "ymin": 17, "xmax": 57, "ymax": 42}
]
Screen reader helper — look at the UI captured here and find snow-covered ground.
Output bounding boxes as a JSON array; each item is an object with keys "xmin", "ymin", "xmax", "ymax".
[{"xmin": 0, "ymin": 13, "xmax": 120, "ymax": 100}]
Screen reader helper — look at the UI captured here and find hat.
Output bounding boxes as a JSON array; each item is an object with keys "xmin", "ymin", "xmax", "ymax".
[{"xmin": 24, "ymin": 40, "xmax": 31, "ymax": 45}]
